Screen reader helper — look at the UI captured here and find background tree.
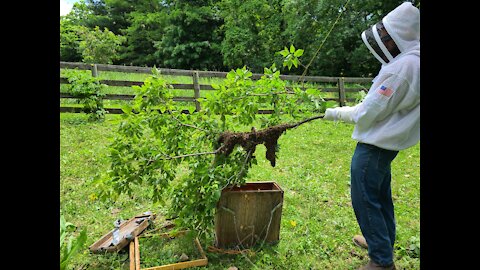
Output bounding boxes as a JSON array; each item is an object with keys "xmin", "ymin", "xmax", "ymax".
[
  {"xmin": 102, "ymin": 0, "xmax": 138, "ymax": 34},
  {"xmin": 69, "ymin": 0, "xmax": 136, "ymax": 35},
  {"xmin": 281, "ymin": 0, "xmax": 406, "ymax": 77},
  {"xmin": 153, "ymin": 0, "xmax": 224, "ymax": 70},
  {"xmin": 120, "ymin": 10, "xmax": 168, "ymax": 66},
  {"xmin": 68, "ymin": 0, "xmax": 113, "ymax": 32},
  {"xmin": 60, "ymin": 17, "xmax": 86, "ymax": 62},
  {"xmin": 78, "ymin": 26, "xmax": 126, "ymax": 64},
  {"xmin": 219, "ymin": 0, "xmax": 285, "ymax": 73},
  {"xmin": 60, "ymin": 0, "xmax": 416, "ymax": 76}
]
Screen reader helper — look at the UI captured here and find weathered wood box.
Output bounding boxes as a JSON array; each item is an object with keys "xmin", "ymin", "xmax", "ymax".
[{"xmin": 214, "ymin": 181, "xmax": 284, "ymax": 248}]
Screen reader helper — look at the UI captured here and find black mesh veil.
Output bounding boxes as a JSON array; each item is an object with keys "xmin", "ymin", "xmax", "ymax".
[{"xmin": 361, "ymin": 22, "xmax": 397, "ymax": 64}]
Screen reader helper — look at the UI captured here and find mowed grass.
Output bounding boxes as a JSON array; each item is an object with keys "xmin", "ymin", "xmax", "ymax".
[{"xmin": 60, "ymin": 112, "xmax": 420, "ymax": 270}]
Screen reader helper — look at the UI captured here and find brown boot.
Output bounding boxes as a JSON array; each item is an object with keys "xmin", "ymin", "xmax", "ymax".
[
  {"xmin": 353, "ymin": 235, "xmax": 368, "ymax": 249},
  {"xmin": 358, "ymin": 260, "xmax": 396, "ymax": 270}
]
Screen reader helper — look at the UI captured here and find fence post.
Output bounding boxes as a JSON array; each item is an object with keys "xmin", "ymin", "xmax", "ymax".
[
  {"xmin": 91, "ymin": 64, "xmax": 98, "ymax": 78},
  {"xmin": 192, "ymin": 71, "xmax": 201, "ymax": 112},
  {"xmin": 338, "ymin": 77, "xmax": 346, "ymax": 107}
]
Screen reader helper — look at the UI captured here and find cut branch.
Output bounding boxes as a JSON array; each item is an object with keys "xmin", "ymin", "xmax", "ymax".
[
  {"xmin": 146, "ymin": 115, "xmax": 325, "ymax": 166},
  {"xmin": 168, "ymin": 111, "xmax": 207, "ymax": 132},
  {"xmin": 147, "ymin": 146, "xmax": 224, "ymax": 164},
  {"xmin": 216, "ymin": 114, "xmax": 325, "ymax": 167},
  {"xmin": 285, "ymin": 115, "xmax": 325, "ymax": 129},
  {"xmin": 164, "ymin": 150, "xmax": 220, "ymax": 160}
]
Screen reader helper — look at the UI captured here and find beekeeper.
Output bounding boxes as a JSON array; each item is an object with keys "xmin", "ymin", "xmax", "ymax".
[{"xmin": 323, "ymin": 2, "xmax": 420, "ymax": 269}]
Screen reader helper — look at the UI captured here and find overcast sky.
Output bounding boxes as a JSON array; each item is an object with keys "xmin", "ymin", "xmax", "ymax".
[{"xmin": 60, "ymin": 0, "xmax": 79, "ymax": 16}]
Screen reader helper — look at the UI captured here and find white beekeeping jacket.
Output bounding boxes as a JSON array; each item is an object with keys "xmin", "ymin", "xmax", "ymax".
[{"xmin": 333, "ymin": 2, "xmax": 420, "ymax": 151}]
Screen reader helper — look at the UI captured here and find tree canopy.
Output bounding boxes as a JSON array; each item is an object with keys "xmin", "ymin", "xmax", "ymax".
[{"xmin": 60, "ymin": 0, "xmax": 416, "ymax": 76}]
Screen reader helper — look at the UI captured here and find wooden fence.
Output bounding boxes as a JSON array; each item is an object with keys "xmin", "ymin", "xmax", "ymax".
[{"xmin": 60, "ymin": 61, "xmax": 373, "ymax": 114}]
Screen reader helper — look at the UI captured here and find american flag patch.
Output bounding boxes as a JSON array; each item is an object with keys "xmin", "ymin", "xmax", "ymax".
[{"xmin": 377, "ymin": 85, "xmax": 393, "ymax": 97}]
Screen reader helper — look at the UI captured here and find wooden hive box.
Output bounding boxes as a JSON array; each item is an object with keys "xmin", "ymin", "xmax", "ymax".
[{"xmin": 214, "ymin": 181, "xmax": 284, "ymax": 248}]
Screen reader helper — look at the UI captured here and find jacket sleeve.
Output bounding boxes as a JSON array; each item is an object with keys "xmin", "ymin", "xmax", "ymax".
[
  {"xmin": 350, "ymin": 73, "xmax": 411, "ymax": 130},
  {"xmin": 330, "ymin": 73, "xmax": 410, "ymax": 128}
]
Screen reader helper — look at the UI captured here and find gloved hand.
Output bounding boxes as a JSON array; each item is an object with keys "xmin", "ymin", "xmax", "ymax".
[
  {"xmin": 324, "ymin": 106, "xmax": 356, "ymax": 124},
  {"xmin": 324, "ymin": 108, "xmax": 338, "ymax": 121}
]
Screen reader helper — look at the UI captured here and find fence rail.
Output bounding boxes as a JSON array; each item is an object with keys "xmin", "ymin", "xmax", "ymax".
[{"xmin": 60, "ymin": 61, "xmax": 373, "ymax": 114}]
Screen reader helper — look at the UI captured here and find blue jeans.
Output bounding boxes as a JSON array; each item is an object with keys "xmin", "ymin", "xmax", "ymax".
[{"xmin": 351, "ymin": 142, "xmax": 399, "ymax": 266}]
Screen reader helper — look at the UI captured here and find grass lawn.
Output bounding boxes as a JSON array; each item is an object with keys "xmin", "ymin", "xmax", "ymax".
[{"xmin": 60, "ymin": 111, "xmax": 420, "ymax": 270}]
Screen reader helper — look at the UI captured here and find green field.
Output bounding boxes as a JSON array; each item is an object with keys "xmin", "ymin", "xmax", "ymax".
[{"xmin": 60, "ymin": 112, "xmax": 420, "ymax": 269}]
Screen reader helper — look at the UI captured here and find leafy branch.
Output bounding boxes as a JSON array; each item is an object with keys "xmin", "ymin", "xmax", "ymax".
[
  {"xmin": 63, "ymin": 69, "xmax": 107, "ymax": 121},
  {"xmin": 169, "ymin": 112, "xmax": 207, "ymax": 132},
  {"xmin": 91, "ymin": 52, "xmax": 328, "ymax": 238},
  {"xmin": 143, "ymin": 114, "xmax": 326, "ymax": 165}
]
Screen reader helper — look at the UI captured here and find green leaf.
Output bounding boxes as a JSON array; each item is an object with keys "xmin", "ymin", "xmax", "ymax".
[
  {"xmin": 294, "ymin": 49, "xmax": 304, "ymax": 57},
  {"xmin": 290, "ymin": 44, "xmax": 295, "ymax": 53},
  {"xmin": 121, "ymin": 105, "xmax": 133, "ymax": 114},
  {"xmin": 60, "ymin": 213, "xmax": 87, "ymax": 270},
  {"xmin": 279, "ymin": 49, "xmax": 289, "ymax": 57},
  {"xmin": 306, "ymin": 88, "xmax": 317, "ymax": 95}
]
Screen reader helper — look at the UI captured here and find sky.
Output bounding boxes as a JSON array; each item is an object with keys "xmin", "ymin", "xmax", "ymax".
[{"xmin": 60, "ymin": 0, "xmax": 79, "ymax": 16}]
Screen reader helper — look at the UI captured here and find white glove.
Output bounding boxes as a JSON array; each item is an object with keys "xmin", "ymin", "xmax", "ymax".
[
  {"xmin": 324, "ymin": 108, "xmax": 338, "ymax": 121},
  {"xmin": 324, "ymin": 106, "xmax": 356, "ymax": 124}
]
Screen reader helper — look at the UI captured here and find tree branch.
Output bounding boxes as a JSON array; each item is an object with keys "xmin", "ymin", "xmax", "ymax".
[
  {"xmin": 169, "ymin": 113, "xmax": 207, "ymax": 132},
  {"xmin": 146, "ymin": 115, "xmax": 325, "ymax": 165},
  {"xmin": 146, "ymin": 145, "xmax": 225, "ymax": 164},
  {"xmin": 164, "ymin": 150, "xmax": 219, "ymax": 160},
  {"xmin": 284, "ymin": 115, "xmax": 325, "ymax": 129},
  {"xmin": 230, "ymin": 90, "xmax": 295, "ymax": 102}
]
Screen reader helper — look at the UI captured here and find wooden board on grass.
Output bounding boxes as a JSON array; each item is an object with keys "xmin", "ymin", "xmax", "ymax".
[
  {"xmin": 130, "ymin": 231, "xmax": 208, "ymax": 270},
  {"xmin": 89, "ymin": 212, "xmax": 156, "ymax": 253}
]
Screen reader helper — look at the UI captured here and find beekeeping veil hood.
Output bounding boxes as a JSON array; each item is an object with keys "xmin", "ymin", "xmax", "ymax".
[{"xmin": 361, "ymin": 2, "xmax": 420, "ymax": 65}]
